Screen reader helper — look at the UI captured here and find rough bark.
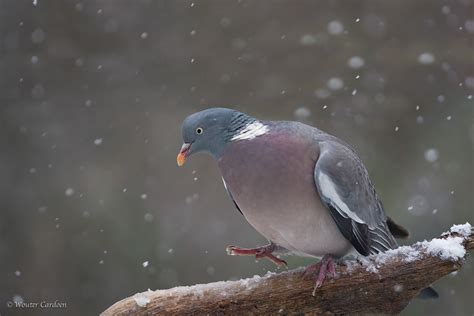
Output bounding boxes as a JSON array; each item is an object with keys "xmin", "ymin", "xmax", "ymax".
[{"xmin": 102, "ymin": 224, "xmax": 472, "ymax": 315}]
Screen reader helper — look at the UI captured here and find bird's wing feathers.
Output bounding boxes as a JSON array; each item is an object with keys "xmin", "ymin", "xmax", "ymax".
[{"xmin": 314, "ymin": 141, "xmax": 397, "ymax": 256}]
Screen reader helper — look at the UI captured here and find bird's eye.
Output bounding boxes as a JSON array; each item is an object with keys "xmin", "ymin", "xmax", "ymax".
[{"xmin": 196, "ymin": 127, "xmax": 203, "ymax": 135}]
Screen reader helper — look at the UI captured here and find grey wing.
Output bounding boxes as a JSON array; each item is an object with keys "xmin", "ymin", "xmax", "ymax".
[{"xmin": 314, "ymin": 141, "xmax": 397, "ymax": 256}]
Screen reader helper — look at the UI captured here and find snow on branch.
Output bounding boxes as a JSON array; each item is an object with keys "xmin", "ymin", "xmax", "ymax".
[{"xmin": 102, "ymin": 223, "xmax": 472, "ymax": 315}]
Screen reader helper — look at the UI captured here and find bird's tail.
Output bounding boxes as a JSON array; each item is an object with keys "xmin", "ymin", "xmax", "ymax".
[
  {"xmin": 417, "ymin": 286, "xmax": 439, "ymax": 299},
  {"xmin": 386, "ymin": 216, "xmax": 410, "ymax": 239}
]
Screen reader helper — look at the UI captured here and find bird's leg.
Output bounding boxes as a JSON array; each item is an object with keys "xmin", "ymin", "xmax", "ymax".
[
  {"xmin": 226, "ymin": 243, "xmax": 287, "ymax": 267},
  {"xmin": 302, "ymin": 254, "xmax": 337, "ymax": 295}
]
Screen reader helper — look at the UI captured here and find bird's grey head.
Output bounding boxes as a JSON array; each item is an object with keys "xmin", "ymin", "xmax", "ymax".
[{"xmin": 177, "ymin": 107, "xmax": 265, "ymax": 166}]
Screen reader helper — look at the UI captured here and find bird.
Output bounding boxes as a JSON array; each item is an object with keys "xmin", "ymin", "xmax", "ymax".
[{"xmin": 177, "ymin": 107, "xmax": 437, "ymax": 298}]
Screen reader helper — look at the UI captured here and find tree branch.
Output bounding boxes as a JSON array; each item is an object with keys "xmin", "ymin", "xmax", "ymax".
[{"xmin": 102, "ymin": 223, "xmax": 472, "ymax": 315}]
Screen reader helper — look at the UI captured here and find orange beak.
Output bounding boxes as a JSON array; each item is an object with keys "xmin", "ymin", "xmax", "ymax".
[{"xmin": 177, "ymin": 143, "xmax": 192, "ymax": 166}]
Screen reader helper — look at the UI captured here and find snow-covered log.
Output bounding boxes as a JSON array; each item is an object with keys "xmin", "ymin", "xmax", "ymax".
[{"xmin": 102, "ymin": 223, "xmax": 472, "ymax": 315}]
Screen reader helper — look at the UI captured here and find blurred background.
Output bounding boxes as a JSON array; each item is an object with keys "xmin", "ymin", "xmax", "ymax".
[{"xmin": 0, "ymin": 0, "xmax": 473, "ymax": 315}]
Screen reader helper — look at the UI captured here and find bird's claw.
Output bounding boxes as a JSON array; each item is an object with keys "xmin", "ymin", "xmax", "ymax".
[
  {"xmin": 226, "ymin": 245, "xmax": 237, "ymax": 256},
  {"xmin": 225, "ymin": 244, "xmax": 287, "ymax": 268},
  {"xmin": 302, "ymin": 255, "xmax": 337, "ymax": 296},
  {"xmin": 256, "ymin": 253, "xmax": 288, "ymax": 268}
]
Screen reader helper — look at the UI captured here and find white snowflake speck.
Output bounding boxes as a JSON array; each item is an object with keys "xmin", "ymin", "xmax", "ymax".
[
  {"xmin": 300, "ymin": 34, "xmax": 317, "ymax": 46},
  {"xmin": 144, "ymin": 213, "xmax": 154, "ymax": 222},
  {"xmin": 465, "ymin": 20, "xmax": 474, "ymax": 33},
  {"xmin": 314, "ymin": 88, "xmax": 331, "ymax": 99},
  {"xmin": 465, "ymin": 76, "xmax": 474, "ymax": 89},
  {"xmin": 418, "ymin": 52, "xmax": 435, "ymax": 65},
  {"xmin": 327, "ymin": 77, "xmax": 344, "ymax": 91},
  {"xmin": 65, "ymin": 188, "xmax": 75, "ymax": 196},
  {"xmin": 294, "ymin": 107, "xmax": 311, "ymax": 120},
  {"xmin": 424, "ymin": 148, "xmax": 439, "ymax": 162},
  {"xmin": 347, "ymin": 56, "xmax": 365, "ymax": 69},
  {"xmin": 327, "ymin": 20, "xmax": 344, "ymax": 35},
  {"xmin": 94, "ymin": 138, "xmax": 103, "ymax": 145}
]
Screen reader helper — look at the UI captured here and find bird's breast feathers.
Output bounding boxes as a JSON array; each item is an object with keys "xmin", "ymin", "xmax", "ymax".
[{"xmin": 218, "ymin": 131, "xmax": 352, "ymax": 257}]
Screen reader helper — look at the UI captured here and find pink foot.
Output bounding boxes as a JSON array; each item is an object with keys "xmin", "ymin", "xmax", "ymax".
[
  {"xmin": 302, "ymin": 254, "xmax": 337, "ymax": 295},
  {"xmin": 226, "ymin": 243, "xmax": 287, "ymax": 268}
]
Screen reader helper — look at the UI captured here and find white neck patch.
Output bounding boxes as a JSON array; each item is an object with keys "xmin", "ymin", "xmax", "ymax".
[{"xmin": 230, "ymin": 121, "xmax": 269, "ymax": 141}]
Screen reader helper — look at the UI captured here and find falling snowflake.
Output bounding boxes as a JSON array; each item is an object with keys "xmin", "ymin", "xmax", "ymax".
[
  {"xmin": 294, "ymin": 107, "xmax": 311, "ymax": 120},
  {"xmin": 347, "ymin": 56, "xmax": 365, "ymax": 69},
  {"xmin": 418, "ymin": 52, "xmax": 435, "ymax": 65},
  {"xmin": 327, "ymin": 77, "xmax": 344, "ymax": 91},
  {"xmin": 327, "ymin": 20, "xmax": 344, "ymax": 35},
  {"xmin": 94, "ymin": 138, "xmax": 103, "ymax": 145},
  {"xmin": 424, "ymin": 148, "xmax": 439, "ymax": 162}
]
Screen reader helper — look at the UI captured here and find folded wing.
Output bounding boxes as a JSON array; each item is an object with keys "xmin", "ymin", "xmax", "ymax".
[{"xmin": 314, "ymin": 141, "xmax": 397, "ymax": 256}]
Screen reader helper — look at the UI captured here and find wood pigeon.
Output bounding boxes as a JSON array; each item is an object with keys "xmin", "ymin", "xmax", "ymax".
[{"xmin": 177, "ymin": 107, "xmax": 437, "ymax": 298}]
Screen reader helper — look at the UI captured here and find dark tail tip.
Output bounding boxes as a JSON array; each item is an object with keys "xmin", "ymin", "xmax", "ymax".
[
  {"xmin": 417, "ymin": 286, "xmax": 439, "ymax": 299},
  {"xmin": 387, "ymin": 216, "xmax": 410, "ymax": 239}
]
